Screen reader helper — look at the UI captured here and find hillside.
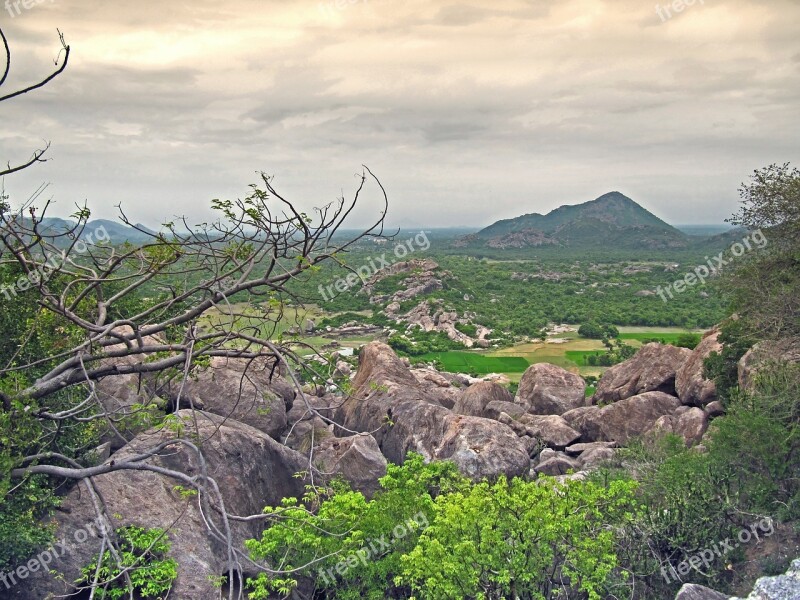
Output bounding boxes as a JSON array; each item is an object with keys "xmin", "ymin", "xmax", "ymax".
[{"xmin": 457, "ymin": 191, "xmax": 689, "ymax": 251}]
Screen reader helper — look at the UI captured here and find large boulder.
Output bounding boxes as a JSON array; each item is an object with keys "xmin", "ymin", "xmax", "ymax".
[
  {"xmin": 93, "ymin": 327, "xmax": 169, "ymax": 449},
  {"xmin": 312, "ymin": 434, "xmax": 387, "ymax": 498},
  {"xmin": 534, "ymin": 453, "xmax": 581, "ymax": 476},
  {"xmin": 11, "ymin": 411, "xmax": 308, "ymax": 600},
  {"xmin": 676, "ymin": 328, "xmax": 722, "ymax": 406},
  {"xmin": 337, "ymin": 343, "xmax": 530, "ymax": 480},
  {"xmin": 730, "ymin": 557, "xmax": 800, "ymax": 600},
  {"xmin": 593, "ymin": 343, "xmax": 691, "ymax": 404},
  {"xmin": 675, "ymin": 583, "xmax": 730, "ymax": 600},
  {"xmin": 516, "ymin": 363, "xmax": 586, "ymax": 415},
  {"xmin": 282, "ymin": 393, "xmax": 339, "ymax": 452},
  {"xmin": 518, "ymin": 414, "xmax": 582, "ymax": 449},
  {"xmin": 648, "ymin": 407, "xmax": 708, "ymax": 446},
  {"xmin": 410, "ymin": 367, "xmax": 463, "ymax": 409},
  {"xmin": 158, "ymin": 356, "xmax": 292, "ymax": 439},
  {"xmin": 483, "ymin": 400, "xmax": 528, "ymax": 421},
  {"xmin": 562, "ymin": 391, "xmax": 681, "ymax": 444},
  {"xmin": 453, "ymin": 381, "xmax": 514, "ymax": 417}
]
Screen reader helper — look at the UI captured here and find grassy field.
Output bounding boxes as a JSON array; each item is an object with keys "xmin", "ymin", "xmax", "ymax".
[
  {"xmin": 413, "ymin": 352, "xmax": 530, "ymax": 375},
  {"xmin": 484, "ymin": 327, "xmax": 702, "ymax": 382}
]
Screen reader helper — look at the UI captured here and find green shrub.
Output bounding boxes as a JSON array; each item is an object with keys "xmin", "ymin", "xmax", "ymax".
[{"xmin": 78, "ymin": 525, "xmax": 178, "ymax": 599}]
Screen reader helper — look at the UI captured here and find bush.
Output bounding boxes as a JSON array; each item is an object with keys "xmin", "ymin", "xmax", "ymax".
[
  {"xmin": 578, "ymin": 322, "xmax": 619, "ymax": 339},
  {"xmin": 246, "ymin": 455, "xmax": 639, "ymax": 600},
  {"xmin": 398, "ymin": 477, "xmax": 638, "ymax": 600},
  {"xmin": 78, "ymin": 526, "xmax": 178, "ymax": 599}
]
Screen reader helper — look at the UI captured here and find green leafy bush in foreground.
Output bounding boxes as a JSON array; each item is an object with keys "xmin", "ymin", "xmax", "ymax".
[
  {"xmin": 78, "ymin": 525, "xmax": 178, "ymax": 599},
  {"xmin": 245, "ymin": 454, "xmax": 639, "ymax": 600}
]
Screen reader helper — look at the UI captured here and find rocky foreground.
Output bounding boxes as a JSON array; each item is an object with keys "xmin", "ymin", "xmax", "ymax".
[{"xmin": 9, "ymin": 327, "xmax": 796, "ymax": 599}]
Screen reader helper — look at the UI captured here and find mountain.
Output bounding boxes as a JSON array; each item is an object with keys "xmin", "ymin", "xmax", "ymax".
[
  {"xmin": 15, "ymin": 218, "xmax": 158, "ymax": 245},
  {"xmin": 455, "ymin": 192, "xmax": 689, "ymax": 251}
]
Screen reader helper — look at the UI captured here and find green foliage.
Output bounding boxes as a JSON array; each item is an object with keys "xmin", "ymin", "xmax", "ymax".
[
  {"xmin": 246, "ymin": 454, "xmax": 639, "ymax": 600},
  {"xmin": 601, "ymin": 363, "xmax": 799, "ymax": 595},
  {"xmin": 722, "ymin": 163, "xmax": 800, "ymax": 341},
  {"xmin": 78, "ymin": 525, "xmax": 178, "ymax": 599},
  {"xmin": 398, "ymin": 477, "xmax": 639, "ymax": 600},
  {"xmin": 387, "ymin": 330, "xmax": 463, "ymax": 357},
  {"xmin": 454, "ymin": 321, "xmax": 478, "ymax": 337},
  {"xmin": 703, "ymin": 319, "xmax": 756, "ymax": 404},
  {"xmin": 245, "ymin": 454, "xmax": 467, "ymax": 600},
  {"xmin": 578, "ymin": 322, "xmax": 619, "ymax": 339},
  {"xmin": 675, "ymin": 332, "xmax": 701, "ymax": 349}
]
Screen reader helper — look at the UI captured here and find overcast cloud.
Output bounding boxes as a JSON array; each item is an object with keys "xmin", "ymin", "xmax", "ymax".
[{"xmin": 1, "ymin": 0, "xmax": 798, "ymax": 229}]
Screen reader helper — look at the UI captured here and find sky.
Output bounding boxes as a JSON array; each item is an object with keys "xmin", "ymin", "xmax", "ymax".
[{"xmin": 1, "ymin": 0, "xmax": 798, "ymax": 230}]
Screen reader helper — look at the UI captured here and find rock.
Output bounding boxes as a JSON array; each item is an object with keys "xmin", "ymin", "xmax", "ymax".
[
  {"xmin": 705, "ymin": 400, "xmax": 725, "ymax": 418},
  {"xmin": 675, "ymin": 583, "xmax": 730, "ymax": 600},
  {"xmin": 738, "ymin": 339, "xmax": 800, "ymax": 392},
  {"xmin": 538, "ymin": 448, "xmax": 558, "ymax": 462},
  {"xmin": 578, "ymin": 446, "xmax": 616, "ymax": 468},
  {"xmin": 516, "ymin": 363, "xmax": 586, "ymax": 415},
  {"xmin": 674, "ymin": 407, "xmax": 708, "ymax": 446},
  {"xmin": 453, "ymin": 381, "xmax": 514, "ymax": 417},
  {"xmin": 565, "ymin": 441, "xmax": 617, "ymax": 456},
  {"xmin": 313, "ymin": 434, "xmax": 387, "ymax": 498},
  {"xmin": 283, "ymin": 393, "xmax": 339, "ymax": 452},
  {"xmin": 534, "ymin": 453, "xmax": 581, "ymax": 476},
  {"xmin": 593, "ymin": 343, "xmax": 691, "ymax": 404},
  {"xmin": 730, "ymin": 558, "xmax": 800, "ymax": 600},
  {"xmin": 94, "ymin": 327, "xmax": 168, "ymax": 449},
  {"xmin": 521, "ymin": 436, "xmax": 543, "ymax": 457},
  {"xmin": 410, "ymin": 368, "xmax": 462, "ymax": 409},
  {"xmin": 483, "ymin": 400, "xmax": 527, "ymax": 421},
  {"xmin": 335, "ymin": 361, "xmax": 353, "ymax": 378},
  {"xmin": 338, "ymin": 343, "xmax": 530, "ymax": 480},
  {"xmin": 518, "ymin": 414, "xmax": 581, "ymax": 449},
  {"xmin": 157, "ymin": 356, "xmax": 291, "ymax": 439},
  {"xmin": 562, "ymin": 391, "xmax": 682, "ymax": 444},
  {"xmin": 12, "ymin": 411, "xmax": 308, "ymax": 600},
  {"xmin": 676, "ymin": 328, "xmax": 722, "ymax": 406}
]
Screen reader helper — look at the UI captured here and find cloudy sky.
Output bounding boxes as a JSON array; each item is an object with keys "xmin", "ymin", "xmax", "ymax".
[{"xmin": 1, "ymin": 0, "xmax": 798, "ymax": 229}]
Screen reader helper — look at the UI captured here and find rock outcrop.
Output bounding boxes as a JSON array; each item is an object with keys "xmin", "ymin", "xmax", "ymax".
[
  {"xmin": 335, "ymin": 343, "xmax": 530, "ymax": 480},
  {"xmin": 686, "ymin": 557, "xmax": 800, "ymax": 600},
  {"xmin": 158, "ymin": 356, "xmax": 293, "ymax": 439},
  {"xmin": 453, "ymin": 381, "xmax": 514, "ymax": 417},
  {"xmin": 593, "ymin": 343, "xmax": 691, "ymax": 404},
  {"xmin": 676, "ymin": 328, "xmax": 722, "ymax": 406},
  {"xmin": 516, "ymin": 363, "xmax": 586, "ymax": 415},
  {"xmin": 11, "ymin": 411, "xmax": 308, "ymax": 600},
  {"xmin": 312, "ymin": 433, "xmax": 387, "ymax": 498},
  {"xmin": 562, "ymin": 391, "xmax": 681, "ymax": 444}
]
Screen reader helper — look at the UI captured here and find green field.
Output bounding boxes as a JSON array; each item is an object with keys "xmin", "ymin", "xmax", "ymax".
[
  {"xmin": 564, "ymin": 350, "xmax": 607, "ymax": 365},
  {"xmin": 413, "ymin": 352, "xmax": 530, "ymax": 374}
]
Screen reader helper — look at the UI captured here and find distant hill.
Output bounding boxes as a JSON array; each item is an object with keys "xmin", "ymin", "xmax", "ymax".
[
  {"xmin": 15, "ymin": 218, "xmax": 158, "ymax": 245},
  {"xmin": 455, "ymin": 192, "xmax": 689, "ymax": 251}
]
